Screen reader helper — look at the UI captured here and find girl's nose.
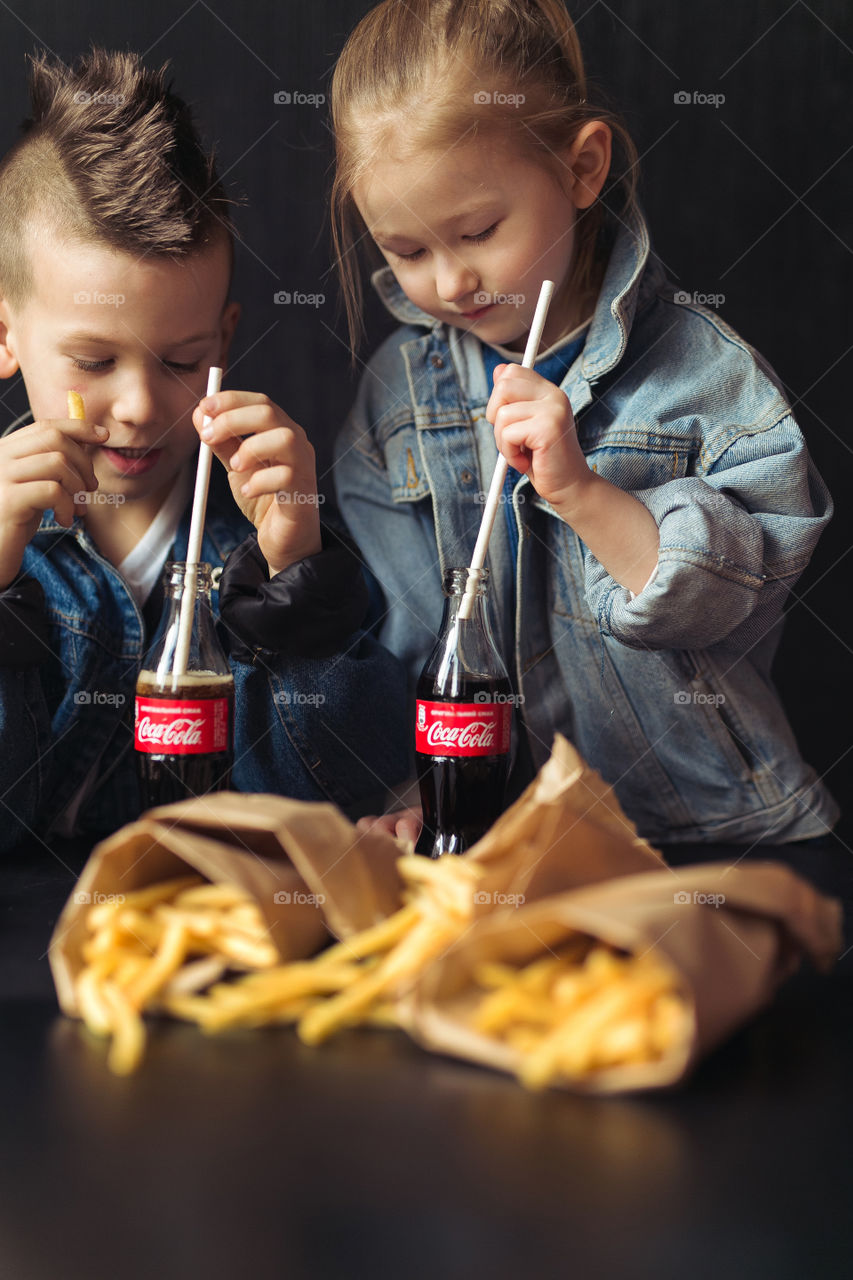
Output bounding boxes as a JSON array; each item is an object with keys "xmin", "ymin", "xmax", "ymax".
[{"xmin": 435, "ymin": 255, "xmax": 479, "ymax": 306}]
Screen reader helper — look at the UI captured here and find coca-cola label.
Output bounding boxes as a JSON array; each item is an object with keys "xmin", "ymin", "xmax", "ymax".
[
  {"xmin": 134, "ymin": 696, "xmax": 230, "ymax": 755},
  {"xmin": 415, "ymin": 700, "xmax": 511, "ymax": 757}
]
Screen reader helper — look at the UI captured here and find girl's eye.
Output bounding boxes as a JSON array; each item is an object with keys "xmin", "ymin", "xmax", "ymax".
[
  {"xmin": 165, "ymin": 360, "xmax": 201, "ymax": 373},
  {"xmin": 395, "ymin": 248, "xmax": 425, "ymax": 263},
  {"xmin": 465, "ymin": 223, "xmax": 499, "ymax": 244},
  {"xmin": 72, "ymin": 358, "xmax": 111, "ymax": 372}
]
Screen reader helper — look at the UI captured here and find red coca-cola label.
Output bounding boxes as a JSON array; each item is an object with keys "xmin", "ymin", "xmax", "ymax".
[
  {"xmin": 134, "ymin": 696, "xmax": 230, "ymax": 755},
  {"xmin": 415, "ymin": 699, "xmax": 511, "ymax": 757}
]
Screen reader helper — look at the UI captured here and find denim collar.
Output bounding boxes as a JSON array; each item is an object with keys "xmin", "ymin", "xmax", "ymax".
[{"xmin": 370, "ymin": 203, "xmax": 659, "ymax": 385}]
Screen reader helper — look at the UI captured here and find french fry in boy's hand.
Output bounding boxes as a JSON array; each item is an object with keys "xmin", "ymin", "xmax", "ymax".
[
  {"xmin": 192, "ymin": 389, "xmax": 322, "ymax": 575},
  {"xmin": 67, "ymin": 390, "xmax": 86, "ymax": 420},
  {"xmin": 469, "ymin": 939, "xmax": 692, "ymax": 1090}
]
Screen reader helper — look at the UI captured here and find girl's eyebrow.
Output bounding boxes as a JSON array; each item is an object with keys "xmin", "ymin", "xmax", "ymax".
[{"xmin": 374, "ymin": 203, "xmax": 501, "ymax": 245}]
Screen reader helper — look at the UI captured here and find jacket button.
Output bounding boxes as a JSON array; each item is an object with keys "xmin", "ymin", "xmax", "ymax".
[
  {"xmin": 460, "ymin": 469, "xmax": 474, "ymax": 485},
  {"xmin": 431, "ymin": 354, "xmax": 444, "ymax": 368}
]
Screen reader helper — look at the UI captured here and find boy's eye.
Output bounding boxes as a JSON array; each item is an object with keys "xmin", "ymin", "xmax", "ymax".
[
  {"xmin": 72, "ymin": 358, "xmax": 111, "ymax": 372},
  {"xmin": 395, "ymin": 247, "xmax": 425, "ymax": 263},
  {"xmin": 165, "ymin": 360, "xmax": 201, "ymax": 373},
  {"xmin": 465, "ymin": 223, "xmax": 499, "ymax": 244}
]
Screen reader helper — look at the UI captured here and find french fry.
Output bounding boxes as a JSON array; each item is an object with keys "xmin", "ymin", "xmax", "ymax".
[
  {"xmin": 466, "ymin": 938, "xmax": 689, "ymax": 1090},
  {"xmin": 67, "ymin": 389, "xmax": 86, "ymax": 420}
]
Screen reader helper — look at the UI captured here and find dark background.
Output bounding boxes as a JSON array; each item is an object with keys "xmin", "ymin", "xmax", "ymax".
[{"xmin": 0, "ymin": 0, "xmax": 850, "ymax": 828}]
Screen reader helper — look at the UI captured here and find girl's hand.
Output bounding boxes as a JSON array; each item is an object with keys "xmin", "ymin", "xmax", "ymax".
[
  {"xmin": 194, "ymin": 391, "xmax": 322, "ymax": 576},
  {"xmin": 0, "ymin": 417, "xmax": 107, "ymax": 590},
  {"xmin": 356, "ymin": 807, "xmax": 423, "ymax": 847},
  {"xmin": 488, "ymin": 365, "xmax": 659, "ymax": 592},
  {"xmin": 486, "ymin": 364, "xmax": 590, "ymax": 512}
]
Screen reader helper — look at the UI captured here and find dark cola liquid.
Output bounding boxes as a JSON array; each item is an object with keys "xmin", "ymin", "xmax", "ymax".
[
  {"xmin": 135, "ymin": 671, "xmax": 234, "ymax": 809},
  {"xmin": 416, "ymin": 673, "xmax": 511, "ymax": 858}
]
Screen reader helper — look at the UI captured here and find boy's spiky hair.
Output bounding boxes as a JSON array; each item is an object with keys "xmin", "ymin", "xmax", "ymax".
[{"xmin": 0, "ymin": 47, "xmax": 233, "ymax": 306}]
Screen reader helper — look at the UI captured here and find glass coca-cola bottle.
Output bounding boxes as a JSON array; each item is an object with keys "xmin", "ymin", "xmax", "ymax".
[
  {"xmin": 416, "ymin": 567, "xmax": 512, "ymax": 857},
  {"xmin": 135, "ymin": 562, "xmax": 234, "ymax": 808}
]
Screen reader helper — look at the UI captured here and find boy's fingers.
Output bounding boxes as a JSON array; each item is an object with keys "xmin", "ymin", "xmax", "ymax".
[
  {"xmin": 197, "ymin": 390, "xmax": 276, "ymax": 418},
  {"xmin": 230, "ymin": 427, "xmax": 297, "ymax": 471},
  {"xmin": 9, "ymin": 454, "xmax": 94, "ymax": 495},
  {"xmin": 238, "ymin": 466, "xmax": 298, "ymax": 500},
  {"xmin": 15, "ymin": 481, "xmax": 76, "ymax": 528}
]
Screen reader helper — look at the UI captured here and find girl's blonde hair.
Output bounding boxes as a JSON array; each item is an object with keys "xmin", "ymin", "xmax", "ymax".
[{"xmin": 331, "ymin": 0, "xmax": 639, "ymax": 350}]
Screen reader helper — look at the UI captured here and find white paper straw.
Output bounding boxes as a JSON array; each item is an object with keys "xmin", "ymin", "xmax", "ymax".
[
  {"xmin": 170, "ymin": 366, "xmax": 223, "ymax": 684},
  {"xmin": 458, "ymin": 280, "xmax": 555, "ymax": 620}
]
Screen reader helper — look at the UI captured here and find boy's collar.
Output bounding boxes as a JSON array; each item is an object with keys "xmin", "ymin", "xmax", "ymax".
[
  {"xmin": 370, "ymin": 203, "xmax": 655, "ymax": 380},
  {"xmin": 34, "ymin": 445, "xmax": 249, "ymax": 560}
]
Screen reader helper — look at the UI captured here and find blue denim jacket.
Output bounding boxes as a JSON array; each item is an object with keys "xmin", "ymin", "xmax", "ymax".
[
  {"xmin": 0, "ymin": 465, "xmax": 408, "ymax": 852},
  {"xmin": 334, "ymin": 207, "xmax": 838, "ymax": 844}
]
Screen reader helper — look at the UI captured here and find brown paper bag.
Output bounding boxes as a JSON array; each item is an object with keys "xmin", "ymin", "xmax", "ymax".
[
  {"xmin": 409, "ymin": 861, "xmax": 842, "ymax": 1094},
  {"xmin": 466, "ymin": 735, "xmax": 666, "ymax": 912},
  {"xmin": 49, "ymin": 792, "xmax": 404, "ymax": 1019}
]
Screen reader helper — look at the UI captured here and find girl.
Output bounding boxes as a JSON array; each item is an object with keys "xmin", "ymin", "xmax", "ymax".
[{"xmin": 330, "ymin": 0, "xmax": 837, "ymax": 846}]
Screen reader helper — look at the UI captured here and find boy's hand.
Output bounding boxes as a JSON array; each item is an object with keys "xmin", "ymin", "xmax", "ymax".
[
  {"xmin": 194, "ymin": 391, "xmax": 322, "ymax": 577},
  {"xmin": 0, "ymin": 417, "xmax": 107, "ymax": 590},
  {"xmin": 486, "ymin": 364, "xmax": 590, "ymax": 512}
]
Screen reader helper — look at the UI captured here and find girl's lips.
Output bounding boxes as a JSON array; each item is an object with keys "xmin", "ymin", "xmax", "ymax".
[{"xmin": 100, "ymin": 446, "xmax": 163, "ymax": 477}]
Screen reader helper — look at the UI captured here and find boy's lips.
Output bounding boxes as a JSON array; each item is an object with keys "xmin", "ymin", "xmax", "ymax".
[
  {"xmin": 459, "ymin": 303, "xmax": 494, "ymax": 320},
  {"xmin": 100, "ymin": 445, "xmax": 163, "ymax": 477}
]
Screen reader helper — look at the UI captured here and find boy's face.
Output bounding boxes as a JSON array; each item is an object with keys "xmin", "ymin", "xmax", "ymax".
[
  {"xmin": 0, "ymin": 226, "xmax": 238, "ymax": 505},
  {"xmin": 354, "ymin": 135, "xmax": 585, "ymax": 350}
]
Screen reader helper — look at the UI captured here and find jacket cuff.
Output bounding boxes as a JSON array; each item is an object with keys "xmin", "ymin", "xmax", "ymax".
[
  {"xmin": 218, "ymin": 526, "xmax": 369, "ymax": 662},
  {"xmin": 0, "ymin": 575, "xmax": 51, "ymax": 667}
]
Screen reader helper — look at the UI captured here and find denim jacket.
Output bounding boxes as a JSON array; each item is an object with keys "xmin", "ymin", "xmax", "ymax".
[
  {"xmin": 334, "ymin": 206, "xmax": 838, "ymax": 844},
  {"xmin": 0, "ymin": 462, "xmax": 408, "ymax": 853}
]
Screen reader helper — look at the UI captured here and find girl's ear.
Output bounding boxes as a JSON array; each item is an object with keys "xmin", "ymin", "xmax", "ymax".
[
  {"xmin": 566, "ymin": 121, "xmax": 612, "ymax": 210},
  {"xmin": 0, "ymin": 301, "xmax": 21, "ymax": 379}
]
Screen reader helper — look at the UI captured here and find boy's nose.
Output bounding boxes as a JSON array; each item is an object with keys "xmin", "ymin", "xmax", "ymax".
[
  {"xmin": 110, "ymin": 377, "xmax": 159, "ymax": 430},
  {"xmin": 435, "ymin": 257, "xmax": 479, "ymax": 306}
]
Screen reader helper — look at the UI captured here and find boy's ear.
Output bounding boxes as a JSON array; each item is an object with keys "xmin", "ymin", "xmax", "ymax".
[
  {"xmin": 217, "ymin": 300, "xmax": 241, "ymax": 372},
  {"xmin": 0, "ymin": 301, "xmax": 21, "ymax": 379}
]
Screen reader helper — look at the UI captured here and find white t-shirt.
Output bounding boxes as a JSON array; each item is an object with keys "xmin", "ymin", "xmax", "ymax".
[{"xmin": 117, "ymin": 467, "xmax": 192, "ymax": 607}]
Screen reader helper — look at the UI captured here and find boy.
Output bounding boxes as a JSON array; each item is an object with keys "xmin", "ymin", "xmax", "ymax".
[{"xmin": 0, "ymin": 49, "xmax": 407, "ymax": 852}]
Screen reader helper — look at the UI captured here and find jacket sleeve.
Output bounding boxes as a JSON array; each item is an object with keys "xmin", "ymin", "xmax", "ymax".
[
  {"xmin": 583, "ymin": 417, "xmax": 832, "ymax": 651},
  {"xmin": 0, "ymin": 577, "xmax": 55, "ymax": 851},
  {"xmin": 217, "ymin": 522, "xmax": 411, "ymax": 819}
]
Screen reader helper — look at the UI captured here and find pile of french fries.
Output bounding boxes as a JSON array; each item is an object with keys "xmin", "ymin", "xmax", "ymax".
[
  {"xmin": 75, "ymin": 858, "xmax": 690, "ymax": 1086},
  {"xmin": 471, "ymin": 940, "xmax": 692, "ymax": 1089},
  {"xmin": 75, "ymin": 854, "xmax": 479, "ymax": 1075}
]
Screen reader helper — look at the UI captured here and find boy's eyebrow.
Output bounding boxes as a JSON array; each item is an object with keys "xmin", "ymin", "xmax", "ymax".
[{"xmin": 59, "ymin": 329, "xmax": 219, "ymax": 345}]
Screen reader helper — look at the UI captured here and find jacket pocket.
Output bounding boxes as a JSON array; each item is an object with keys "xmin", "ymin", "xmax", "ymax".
[{"xmin": 384, "ymin": 425, "xmax": 431, "ymax": 503}]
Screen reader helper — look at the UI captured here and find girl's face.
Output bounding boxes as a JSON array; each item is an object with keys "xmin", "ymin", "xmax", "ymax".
[{"xmin": 354, "ymin": 134, "xmax": 588, "ymax": 350}]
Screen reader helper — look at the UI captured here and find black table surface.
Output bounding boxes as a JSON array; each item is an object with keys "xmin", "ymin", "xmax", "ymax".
[{"xmin": 2, "ymin": 833, "xmax": 852, "ymax": 1280}]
